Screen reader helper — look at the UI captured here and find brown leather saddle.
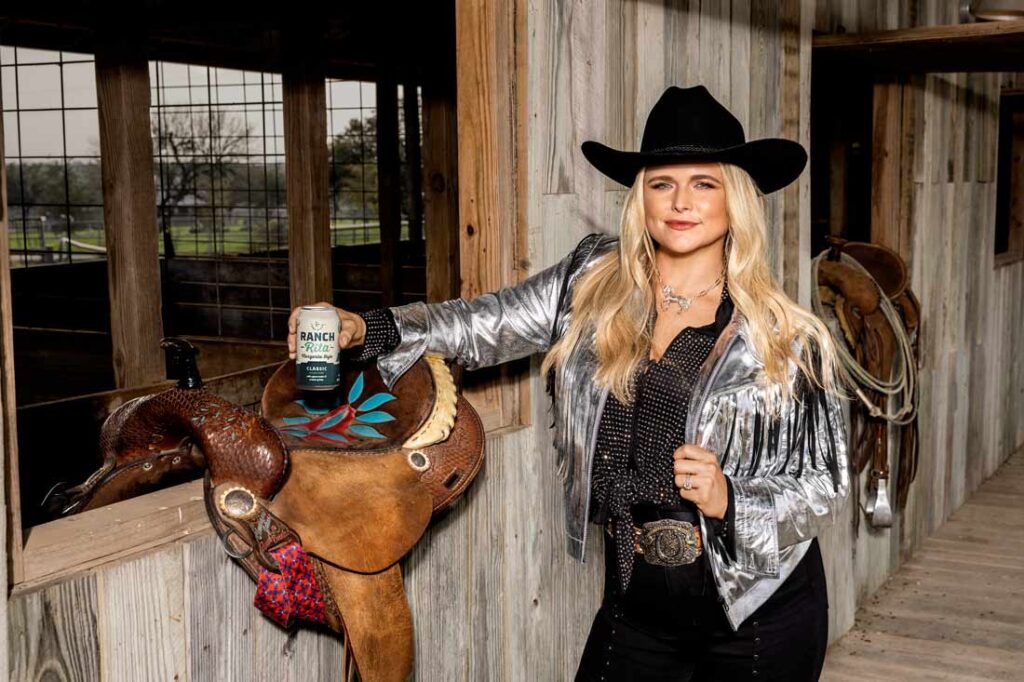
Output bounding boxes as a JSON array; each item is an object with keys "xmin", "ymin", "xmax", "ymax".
[
  {"xmin": 57, "ymin": 338, "xmax": 485, "ymax": 681},
  {"xmin": 814, "ymin": 238, "xmax": 920, "ymax": 531}
]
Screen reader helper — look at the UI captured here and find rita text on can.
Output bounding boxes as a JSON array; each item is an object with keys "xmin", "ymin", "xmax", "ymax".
[{"xmin": 296, "ymin": 306, "xmax": 341, "ymax": 391}]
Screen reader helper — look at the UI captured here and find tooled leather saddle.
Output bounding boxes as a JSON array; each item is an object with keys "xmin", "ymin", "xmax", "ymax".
[
  {"xmin": 56, "ymin": 337, "xmax": 485, "ymax": 680},
  {"xmin": 814, "ymin": 237, "xmax": 920, "ymax": 532}
]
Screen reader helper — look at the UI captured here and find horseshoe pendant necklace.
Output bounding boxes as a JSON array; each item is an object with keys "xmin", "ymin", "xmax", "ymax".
[{"xmin": 655, "ymin": 266, "xmax": 725, "ymax": 314}]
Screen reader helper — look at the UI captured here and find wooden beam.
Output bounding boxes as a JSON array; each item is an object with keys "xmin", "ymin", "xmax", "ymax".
[
  {"xmin": 95, "ymin": 48, "xmax": 165, "ymax": 389},
  {"xmin": 870, "ymin": 79, "xmax": 917, "ymax": 262},
  {"xmin": 376, "ymin": 78, "xmax": 402, "ymax": 307},
  {"xmin": 896, "ymin": 78, "xmax": 920, "ymax": 263},
  {"xmin": 403, "ymin": 82, "xmax": 425, "ymax": 246},
  {"xmin": 814, "ymin": 19, "xmax": 1024, "ymax": 49},
  {"xmin": 283, "ymin": 69, "xmax": 332, "ymax": 306},
  {"xmin": 1, "ymin": 80, "xmax": 25, "ymax": 587},
  {"xmin": 454, "ymin": 0, "xmax": 528, "ymax": 430},
  {"xmin": 814, "ymin": 21, "xmax": 1024, "ymax": 74},
  {"xmin": 871, "ymin": 81, "xmax": 902, "ymax": 251},
  {"xmin": 17, "ymin": 480, "xmax": 210, "ymax": 592},
  {"xmin": 420, "ymin": 84, "xmax": 460, "ymax": 303},
  {"xmin": 780, "ymin": 0, "xmax": 803, "ymax": 300},
  {"xmin": 0, "ymin": 8, "xmax": 455, "ymax": 88}
]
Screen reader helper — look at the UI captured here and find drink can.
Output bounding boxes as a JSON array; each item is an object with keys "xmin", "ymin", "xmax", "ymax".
[{"xmin": 295, "ymin": 306, "xmax": 341, "ymax": 391}]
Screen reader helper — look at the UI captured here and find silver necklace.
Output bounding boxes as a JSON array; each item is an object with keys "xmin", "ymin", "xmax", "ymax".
[{"xmin": 655, "ymin": 266, "xmax": 725, "ymax": 314}]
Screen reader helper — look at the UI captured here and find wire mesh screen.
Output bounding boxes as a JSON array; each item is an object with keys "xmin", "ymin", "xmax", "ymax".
[
  {"xmin": 1, "ymin": 45, "xmax": 105, "ymax": 269},
  {"xmin": 326, "ymin": 80, "xmax": 421, "ymax": 246},
  {"xmin": 151, "ymin": 62, "xmax": 287, "ymax": 258},
  {"xmin": 151, "ymin": 61, "xmax": 289, "ymax": 340},
  {"xmin": 327, "ymin": 80, "xmax": 425, "ymax": 313},
  {"xmin": 327, "ymin": 79, "xmax": 379, "ymax": 246},
  {"xmin": 1, "ymin": 48, "xmax": 424, "ymax": 339}
]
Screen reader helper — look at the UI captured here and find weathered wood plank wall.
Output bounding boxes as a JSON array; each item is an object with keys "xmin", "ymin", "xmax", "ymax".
[
  {"xmin": 15, "ymin": 1, "xmax": 1020, "ymax": 680},
  {"xmin": 815, "ymin": 0, "xmax": 1024, "ymax": 637}
]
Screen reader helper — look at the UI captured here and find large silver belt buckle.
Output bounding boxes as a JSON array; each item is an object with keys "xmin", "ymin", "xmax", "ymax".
[{"xmin": 639, "ymin": 519, "xmax": 701, "ymax": 566}]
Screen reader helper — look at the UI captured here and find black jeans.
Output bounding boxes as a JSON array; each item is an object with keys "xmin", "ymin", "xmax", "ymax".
[{"xmin": 576, "ymin": 509, "xmax": 829, "ymax": 681}]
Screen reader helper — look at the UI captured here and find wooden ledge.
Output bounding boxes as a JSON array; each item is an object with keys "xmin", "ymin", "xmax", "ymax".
[
  {"xmin": 813, "ymin": 21, "xmax": 1024, "ymax": 73},
  {"xmin": 14, "ymin": 480, "xmax": 210, "ymax": 595}
]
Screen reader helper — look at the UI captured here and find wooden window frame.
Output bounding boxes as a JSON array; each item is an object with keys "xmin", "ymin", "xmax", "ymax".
[{"xmin": 2, "ymin": 0, "xmax": 528, "ymax": 592}]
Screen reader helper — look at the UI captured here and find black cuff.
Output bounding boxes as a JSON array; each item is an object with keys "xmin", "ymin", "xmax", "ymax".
[{"xmin": 353, "ymin": 308, "xmax": 401, "ymax": 362}]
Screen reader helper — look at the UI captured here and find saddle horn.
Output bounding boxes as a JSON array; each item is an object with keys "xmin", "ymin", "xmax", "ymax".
[
  {"xmin": 161, "ymin": 336, "xmax": 203, "ymax": 389},
  {"xmin": 55, "ymin": 336, "xmax": 287, "ymax": 516}
]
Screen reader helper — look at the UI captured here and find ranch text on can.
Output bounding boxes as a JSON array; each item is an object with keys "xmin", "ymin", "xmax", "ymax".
[{"xmin": 296, "ymin": 306, "xmax": 341, "ymax": 391}]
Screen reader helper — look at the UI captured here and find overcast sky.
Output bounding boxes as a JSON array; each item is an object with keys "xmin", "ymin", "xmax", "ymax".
[{"xmin": 1, "ymin": 44, "xmax": 380, "ymax": 161}]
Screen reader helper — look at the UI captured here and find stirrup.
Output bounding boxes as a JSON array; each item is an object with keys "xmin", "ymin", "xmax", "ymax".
[{"xmin": 865, "ymin": 469, "xmax": 893, "ymax": 528}]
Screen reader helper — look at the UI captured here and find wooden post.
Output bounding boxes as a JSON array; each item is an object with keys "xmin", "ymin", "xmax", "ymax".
[
  {"xmin": 455, "ymin": 0, "xmax": 528, "ymax": 429},
  {"xmin": 283, "ymin": 57, "xmax": 331, "ymax": 307},
  {"xmin": 95, "ymin": 48, "xmax": 165, "ymax": 388},
  {"xmin": 402, "ymin": 82, "xmax": 425, "ymax": 247},
  {"xmin": 871, "ymin": 79, "xmax": 914, "ymax": 257},
  {"xmin": 1, "ymin": 81, "xmax": 24, "ymax": 589},
  {"xmin": 781, "ymin": 0, "xmax": 805, "ymax": 300},
  {"xmin": 376, "ymin": 79, "xmax": 402, "ymax": 307},
  {"xmin": 420, "ymin": 82, "xmax": 460, "ymax": 306}
]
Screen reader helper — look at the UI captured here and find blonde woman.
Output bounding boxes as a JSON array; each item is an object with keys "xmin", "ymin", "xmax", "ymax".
[{"xmin": 288, "ymin": 85, "xmax": 849, "ymax": 681}]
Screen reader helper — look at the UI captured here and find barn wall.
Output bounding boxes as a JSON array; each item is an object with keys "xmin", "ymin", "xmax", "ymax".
[
  {"xmin": 4, "ymin": 2, "xmax": 884, "ymax": 680},
  {"xmin": 815, "ymin": 0, "xmax": 1024, "ymax": 625}
]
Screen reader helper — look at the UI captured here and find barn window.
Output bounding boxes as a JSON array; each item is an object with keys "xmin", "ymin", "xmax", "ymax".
[
  {"xmin": 0, "ymin": 2, "xmax": 526, "ymax": 590},
  {"xmin": 1, "ymin": 47, "xmax": 104, "ymax": 269},
  {"xmin": 152, "ymin": 63, "xmax": 290, "ymax": 342},
  {"xmin": 994, "ymin": 89, "xmax": 1023, "ymax": 266},
  {"xmin": 327, "ymin": 80, "xmax": 426, "ymax": 313},
  {"xmin": 0, "ymin": 51, "xmax": 436, "ymax": 587}
]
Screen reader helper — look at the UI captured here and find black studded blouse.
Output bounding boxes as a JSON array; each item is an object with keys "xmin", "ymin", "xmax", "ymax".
[
  {"xmin": 355, "ymin": 296, "xmax": 736, "ymax": 594},
  {"xmin": 353, "ymin": 308, "xmax": 402, "ymax": 362},
  {"xmin": 590, "ymin": 285, "xmax": 736, "ymax": 593}
]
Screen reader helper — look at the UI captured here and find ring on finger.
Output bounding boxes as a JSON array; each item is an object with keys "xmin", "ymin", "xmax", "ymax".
[{"xmin": 682, "ymin": 474, "xmax": 693, "ymax": 491}]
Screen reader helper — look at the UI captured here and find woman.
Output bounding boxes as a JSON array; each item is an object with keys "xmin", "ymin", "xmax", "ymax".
[{"xmin": 288, "ymin": 85, "xmax": 849, "ymax": 680}]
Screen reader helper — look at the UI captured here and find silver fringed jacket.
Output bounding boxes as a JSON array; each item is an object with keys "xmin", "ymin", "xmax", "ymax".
[{"xmin": 374, "ymin": 232, "xmax": 850, "ymax": 631}]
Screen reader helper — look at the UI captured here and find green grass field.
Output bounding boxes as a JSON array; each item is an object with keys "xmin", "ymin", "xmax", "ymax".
[{"xmin": 8, "ymin": 219, "xmax": 411, "ymax": 261}]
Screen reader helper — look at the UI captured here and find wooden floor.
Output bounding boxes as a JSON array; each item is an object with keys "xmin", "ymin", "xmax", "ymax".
[{"xmin": 822, "ymin": 450, "xmax": 1024, "ymax": 681}]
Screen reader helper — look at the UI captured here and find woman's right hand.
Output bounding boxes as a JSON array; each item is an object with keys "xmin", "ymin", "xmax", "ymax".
[{"xmin": 287, "ymin": 302, "xmax": 367, "ymax": 360}]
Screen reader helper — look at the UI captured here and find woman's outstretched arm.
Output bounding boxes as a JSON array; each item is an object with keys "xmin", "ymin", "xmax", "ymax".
[{"xmin": 373, "ymin": 232, "xmax": 606, "ymax": 390}]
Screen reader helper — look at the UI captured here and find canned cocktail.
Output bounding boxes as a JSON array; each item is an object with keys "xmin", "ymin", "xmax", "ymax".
[{"xmin": 295, "ymin": 306, "xmax": 341, "ymax": 391}]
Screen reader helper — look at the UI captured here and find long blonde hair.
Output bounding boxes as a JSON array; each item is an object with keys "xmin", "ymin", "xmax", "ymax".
[{"xmin": 539, "ymin": 163, "xmax": 841, "ymax": 411}]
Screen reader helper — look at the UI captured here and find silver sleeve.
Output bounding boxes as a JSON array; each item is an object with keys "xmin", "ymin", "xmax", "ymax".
[{"xmin": 373, "ymin": 251, "xmax": 575, "ymax": 391}]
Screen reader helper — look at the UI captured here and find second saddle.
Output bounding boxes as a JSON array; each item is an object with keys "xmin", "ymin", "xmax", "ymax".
[{"xmin": 814, "ymin": 238, "xmax": 920, "ymax": 531}]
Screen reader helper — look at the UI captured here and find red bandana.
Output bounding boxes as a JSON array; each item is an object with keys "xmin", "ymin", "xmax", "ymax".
[{"xmin": 254, "ymin": 542, "xmax": 328, "ymax": 628}]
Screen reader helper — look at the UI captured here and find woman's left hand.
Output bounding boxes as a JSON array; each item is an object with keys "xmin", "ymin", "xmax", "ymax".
[{"xmin": 673, "ymin": 444, "xmax": 729, "ymax": 520}]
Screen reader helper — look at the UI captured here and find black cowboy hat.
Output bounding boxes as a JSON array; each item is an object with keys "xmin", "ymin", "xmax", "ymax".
[{"xmin": 581, "ymin": 85, "xmax": 807, "ymax": 194}]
